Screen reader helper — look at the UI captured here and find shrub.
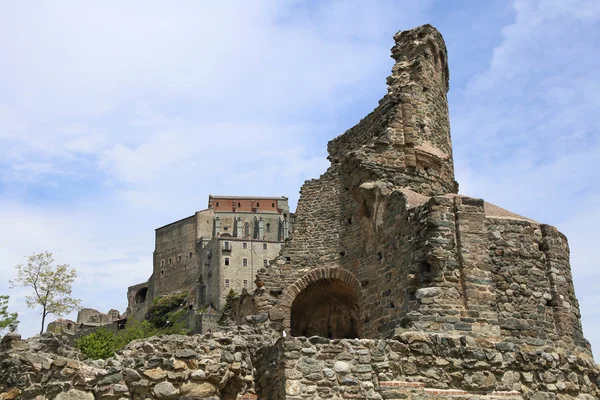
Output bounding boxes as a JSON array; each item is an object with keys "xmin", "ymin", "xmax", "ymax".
[
  {"xmin": 219, "ymin": 289, "xmax": 237, "ymax": 324},
  {"xmin": 75, "ymin": 319, "xmax": 188, "ymax": 360},
  {"xmin": 75, "ymin": 327, "xmax": 116, "ymax": 360},
  {"xmin": 146, "ymin": 292, "xmax": 189, "ymax": 329}
]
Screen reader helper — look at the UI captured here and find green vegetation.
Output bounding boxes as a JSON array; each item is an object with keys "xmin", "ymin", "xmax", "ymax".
[
  {"xmin": 0, "ymin": 295, "xmax": 19, "ymax": 335},
  {"xmin": 9, "ymin": 251, "xmax": 81, "ymax": 334},
  {"xmin": 145, "ymin": 291, "xmax": 189, "ymax": 329},
  {"xmin": 219, "ymin": 289, "xmax": 237, "ymax": 324},
  {"xmin": 75, "ymin": 319, "xmax": 188, "ymax": 360},
  {"xmin": 76, "ymin": 292, "xmax": 192, "ymax": 359}
]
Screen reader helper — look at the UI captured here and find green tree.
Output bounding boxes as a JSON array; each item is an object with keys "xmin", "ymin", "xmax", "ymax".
[
  {"xmin": 10, "ymin": 251, "xmax": 81, "ymax": 335},
  {"xmin": 0, "ymin": 295, "xmax": 19, "ymax": 335}
]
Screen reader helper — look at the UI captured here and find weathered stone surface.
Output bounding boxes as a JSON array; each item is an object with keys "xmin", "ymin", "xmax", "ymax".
[
  {"xmin": 153, "ymin": 381, "xmax": 179, "ymax": 399},
  {"xmin": 180, "ymin": 382, "xmax": 216, "ymax": 397},
  {"xmin": 55, "ymin": 389, "xmax": 94, "ymax": 400}
]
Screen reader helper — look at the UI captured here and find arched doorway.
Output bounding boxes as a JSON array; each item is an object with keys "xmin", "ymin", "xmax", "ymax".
[{"xmin": 290, "ymin": 277, "xmax": 360, "ymax": 339}]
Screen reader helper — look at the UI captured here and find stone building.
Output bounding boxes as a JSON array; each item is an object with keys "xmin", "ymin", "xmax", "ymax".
[{"xmin": 126, "ymin": 195, "xmax": 293, "ymax": 320}]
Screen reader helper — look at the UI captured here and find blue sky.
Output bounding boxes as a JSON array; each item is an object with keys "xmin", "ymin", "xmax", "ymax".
[{"xmin": 1, "ymin": 1, "xmax": 599, "ymax": 357}]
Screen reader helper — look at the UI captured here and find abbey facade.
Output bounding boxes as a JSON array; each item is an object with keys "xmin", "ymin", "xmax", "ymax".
[{"xmin": 126, "ymin": 195, "xmax": 293, "ymax": 321}]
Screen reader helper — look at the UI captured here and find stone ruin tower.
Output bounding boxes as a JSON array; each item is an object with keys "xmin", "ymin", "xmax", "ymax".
[{"xmin": 239, "ymin": 24, "xmax": 590, "ymax": 354}]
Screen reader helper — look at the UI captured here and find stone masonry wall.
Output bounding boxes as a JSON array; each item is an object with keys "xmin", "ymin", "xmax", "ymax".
[{"xmin": 258, "ymin": 334, "xmax": 599, "ymax": 400}]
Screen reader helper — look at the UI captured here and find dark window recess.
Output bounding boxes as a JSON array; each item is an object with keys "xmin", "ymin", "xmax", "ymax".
[
  {"xmin": 225, "ymin": 258, "xmax": 230, "ymax": 266},
  {"xmin": 272, "ymin": 202, "xmax": 275, "ymax": 207},
  {"xmin": 243, "ymin": 242, "xmax": 247, "ymax": 249},
  {"xmin": 216, "ymin": 202, "xmax": 219, "ymax": 207},
  {"xmin": 168, "ymin": 258, "xmax": 172, "ymax": 264},
  {"xmin": 257, "ymin": 202, "xmax": 260, "ymax": 207},
  {"xmin": 243, "ymin": 258, "xmax": 248, "ymax": 267},
  {"xmin": 161, "ymin": 269, "xmax": 164, "ymax": 276},
  {"xmin": 178, "ymin": 255, "xmax": 182, "ymax": 262},
  {"xmin": 238, "ymin": 202, "xmax": 241, "ymax": 207},
  {"xmin": 263, "ymin": 259, "xmax": 268, "ymax": 267},
  {"xmin": 263, "ymin": 243, "xmax": 267, "ymax": 250},
  {"xmin": 189, "ymin": 252, "xmax": 193, "ymax": 258},
  {"xmin": 266, "ymin": 223, "xmax": 270, "ymax": 232}
]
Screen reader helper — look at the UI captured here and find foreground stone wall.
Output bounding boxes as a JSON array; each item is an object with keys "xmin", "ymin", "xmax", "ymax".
[
  {"xmin": 0, "ymin": 329, "xmax": 268, "ymax": 400},
  {"xmin": 258, "ymin": 334, "xmax": 599, "ymax": 400},
  {"xmin": 2, "ymin": 329, "xmax": 597, "ymax": 400}
]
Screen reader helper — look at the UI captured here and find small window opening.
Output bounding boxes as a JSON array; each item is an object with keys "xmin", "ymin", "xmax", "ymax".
[
  {"xmin": 216, "ymin": 202, "xmax": 219, "ymax": 207},
  {"xmin": 257, "ymin": 202, "xmax": 260, "ymax": 207},
  {"xmin": 161, "ymin": 269, "xmax": 164, "ymax": 276},
  {"xmin": 243, "ymin": 280, "xmax": 248, "ymax": 288},
  {"xmin": 339, "ymin": 251, "xmax": 345, "ymax": 257},
  {"xmin": 169, "ymin": 258, "xmax": 172, "ymax": 264},
  {"xmin": 238, "ymin": 202, "xmax": 241, "ymax": 207},
  {"xmin": 263, "ymin": 243, "xmax": 267, "ymax": 250},
  {"xmin": 285, "ymin": 256, "xmax": 291, "ymax": 264},
  {"xmin": 243, "ymin": 242, "xmax": 247, "ymax": 249},
  {"xmin": 263, "ymin": 259, "xmax": 268, "ymax": 267},
  {"xmin": 272, "ymin": 202, "xmax": 275, "ymax": 207},
  {"xmin": 243, "ymin": 258, "xmax": 248, "ymax": 267},
  {"xmin": 225, "ymin": 279, "xmax": 230, "ymax": 288},
  {"xmin": 189, "ymin": 252, "xmax": 193, "ymax": 258},
  {"xmin": 378, "ymin": 252, "xmax": 383, "ymax": 261},
  {"xmin": 224, "ymin": 257, "xmax": 230, "ymax": 266},
  {"xmin": 184, "ymin": 264, "xmax": 187, "ymax": 269},
  {"xmin": 347, "ymin": 218, "xmax": 352, "ymax": 225},
  {"xmin": 161, "ymin": 260, "xmax": 164, "ymax": 267},
  {"xmin": 266, "ymin": 223, "xmax": 270, "ymax": 232},
  {"xmin": 178, "ymin": 255, "xmax": 182, "ymax": 262}
]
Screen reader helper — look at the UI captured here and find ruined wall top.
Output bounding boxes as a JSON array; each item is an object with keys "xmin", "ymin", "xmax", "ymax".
[{"xmin": 328, "ymin": 24, "xmax": 457, "ymax": 196}]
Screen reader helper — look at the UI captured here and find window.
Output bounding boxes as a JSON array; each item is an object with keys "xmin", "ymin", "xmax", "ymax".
[
  {"xmin": 184, "ymin": 264, "xmax": 187, "ymax": 269},
  {"xmin": 225, "ymin": 279, "xmax": 230, "ymax": 288},
  {"xmin": 161, "ymin": 269, "xmax": 164, "ymax": 276},
  {"xmin": 225, "ymin": 257, "xmax": 230, "ymax": 266},
  {"xmin": 243, "ymin": 280, "xmax": 248, "ymax": 288},
  {"xmin": 272, "ymin": 202, "xmax": 275, "ymax": 207},
  {"xmin": 238, "ymin": 202, "xmax": 241, "ymax": 207},
  {"xmin": 216, "ymin": 202, "xmax": 219, "ymax": 207},
  {"xmin": 178, "ymin": 255, "xmax": 182, "ymax": 262},
  {"xmin": 169, "ymin": 258, "xmax": 172, "ymax": 264},
  {"xmin": 263, "ymin": 259, "xmax": 268, "ymax": 267},
  {"xmin": 243, "ymin": 258, "xmax": 248, "ymax": 267},
  {"xmin": 266, "ymin": 223, "xmax": 270, "ymax": 232},
  {"xmin": 243, "ymin": 242, "xmax": 247, "ymax": 249},
  {"xmin": 244, "ymin": 223, "xmax": 250, "ymax": 237},
  {"xmin": 263, "ymin": 243, "xmax": 267, "ymax": 250},
  {"xmin": 189, "ymin": 252, "xmax": 193, "ymax": 258},
  {"xmin": 257, "ymin": 202, "xmax": 260, "ymax": 207},
  {"xmin": 161, "ymin": 260, "xmax": 164, "ymax": 267}
]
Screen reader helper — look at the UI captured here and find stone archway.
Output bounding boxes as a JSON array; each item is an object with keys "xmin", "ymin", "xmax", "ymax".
[{"xmin": 279, "ymin": 267, "xmax": 362, "ymax": 339}]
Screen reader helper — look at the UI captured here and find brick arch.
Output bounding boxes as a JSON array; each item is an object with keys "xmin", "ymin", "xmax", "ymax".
[{"xmin": 278, "ymin": 267, "xmax": 362, "ymax": 336}]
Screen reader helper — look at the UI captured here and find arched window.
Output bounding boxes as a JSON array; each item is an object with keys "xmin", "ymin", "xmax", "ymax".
[{"xmin": 244, "ymin": 222, "xmax": 250, "ymax": 237}]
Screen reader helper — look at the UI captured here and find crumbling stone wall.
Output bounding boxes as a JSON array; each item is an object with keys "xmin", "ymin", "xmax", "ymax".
[
  {"xmin": 257, "ymin": 334, "xmax": 599, "ymax": 399},
  {"xmin": 244, "ymin": 23, "xmax": 592, "ymax": 362},
  {"xmin": 0, "ymin": 329, "xmax": 267, "ymax": 400}
]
